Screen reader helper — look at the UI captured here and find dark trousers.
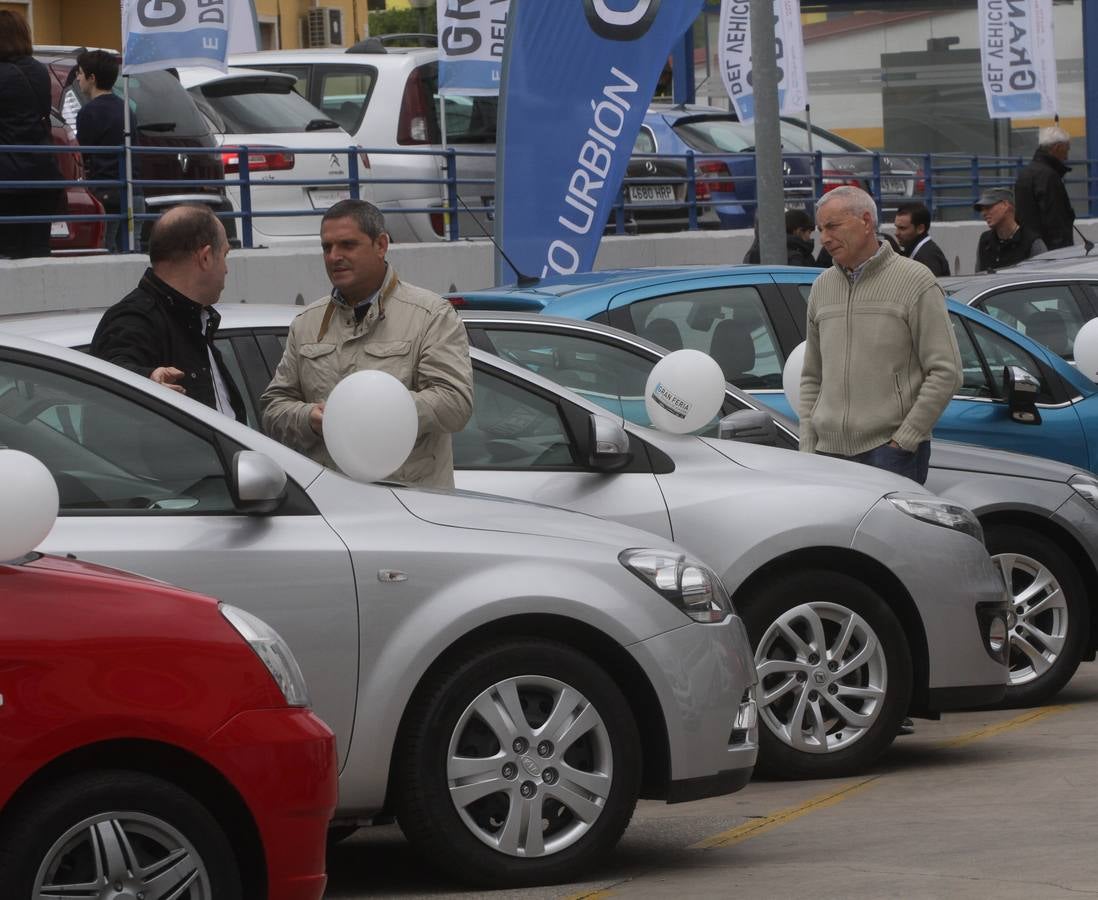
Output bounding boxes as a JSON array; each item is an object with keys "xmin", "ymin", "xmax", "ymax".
[
  {"xmin": 0, "ymin": 188, "xmax": 60, "ymax": 259},
  {"xmin": 822, "ymin": 440, "xmax": 932, "ymax": 484}
]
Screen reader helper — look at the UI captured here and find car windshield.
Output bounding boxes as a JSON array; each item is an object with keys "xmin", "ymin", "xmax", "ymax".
[
  {"xmin": 670, "ymin": 117, "xmax": 754, "ymax": 153},
  {"xmin": 193, "ymin": 82, "xmax": 335, "ymax": 134},
  {"xmin": 118, "ymin": 71, "xmax": 210, "ymax": 138},
  {"xmin": 776, "ymin": 121, "xmax": 855, "ymax": 155}
]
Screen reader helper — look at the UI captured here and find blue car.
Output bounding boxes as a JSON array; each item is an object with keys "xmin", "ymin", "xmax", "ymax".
[
  {"xmin": 449, "ymin": 265, "xmax": 1098, "ymax": 474},
  {"xmin": 641, "ymin": 105, "xmax": 814, "ymax": 229}
]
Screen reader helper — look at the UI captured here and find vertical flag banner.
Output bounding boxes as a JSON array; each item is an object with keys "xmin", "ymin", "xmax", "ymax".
[
  {"xmin": 438, "ymin": 0, "xmax": 511, "ymax": 95},
  {"xmin": 718, "ymin": 0, "xmax": 807, "ymax": 122},
  {"xmin": 978, "ymin": 0, "xmax": 1058, "ymax": 118},
  {"xmin": 496, "ymin": 0, "xmax": 704, "ymax": 283},
  {"xmin": 121, "ymin": 0, "xmax": 232, "ymax": 74},
  {"xmin": 228, "ymin": 0, "xmax": 260, "ymax": 54}
]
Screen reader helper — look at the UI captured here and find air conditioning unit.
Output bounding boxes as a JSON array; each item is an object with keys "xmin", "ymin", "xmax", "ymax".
[{"xmin": 305, "ymin": 7, "xmax": 343, "ymax": 47}]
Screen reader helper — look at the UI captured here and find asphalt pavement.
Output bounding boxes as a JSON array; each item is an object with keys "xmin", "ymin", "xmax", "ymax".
[{"xmin": 325, "ymin": 664, "xmax": 1098, "ymax": 899}]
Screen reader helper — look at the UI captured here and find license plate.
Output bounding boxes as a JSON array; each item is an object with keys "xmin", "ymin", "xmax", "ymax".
[
  {"xmin": 308, "ymin": 188, "xmax": 351, "ymax": 210},
  {"xmin": 50, "ymin": 222, "xmax": 71, "ymax": 238},
  {"xmin": 629, "ymin": 184, "xmax": 675, "ymax": 203},
  {"xmin": 882, "ymin": 178, "xmax": 909, "ymax": 195}
]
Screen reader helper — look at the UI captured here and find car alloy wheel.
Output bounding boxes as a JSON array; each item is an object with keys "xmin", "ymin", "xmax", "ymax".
[
  {"xmin": 993, "ymin": 550, "xmax": 1069, "ymax": 687},
  {"xmin": 755, "ymin": 602, "xmax": 887, "ymax": 755},
  {"xmin": 741, "ymin": 570, "xmax": 912, "ymax": 779},
  {"xmin": 447, "ymin": 674, "xmax": 613, "ymax": 858}
]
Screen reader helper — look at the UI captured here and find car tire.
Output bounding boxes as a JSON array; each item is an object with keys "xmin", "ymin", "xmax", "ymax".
[
  {"xmin": 393, "ymin": 639, "xmax": 641, "ymax": 888},
  {"xmin": 0, "ymin": 770, "xmax": 242, "ymax": 899},
  {"xmin": 985, "ymin": 524, "xmax": 1090, "ymax": 708},
  {"xmin": 742, "ymin": 569, "xmax": 913, "ymax": 780}
]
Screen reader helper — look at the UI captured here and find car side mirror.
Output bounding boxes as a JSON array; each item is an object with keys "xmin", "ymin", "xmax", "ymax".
[
  {"xmin": 231, "ymin": 450, "xmax": 287, "ymax": 514},
  {"xmin": 1003, "ymin": 365, "xmax": 1042, "ymax": 425},
  {"xmin": 718, "ymin": 409, "xmax": 779, "ymax": 445},
  {"xmin": 588, "ymin": 414, "xmax": 633, "ymax": 471}
]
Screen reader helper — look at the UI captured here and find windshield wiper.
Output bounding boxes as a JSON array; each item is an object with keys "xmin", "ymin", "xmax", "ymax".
[{"xmin": 305, "ymin": 118, "xmax": 340, "ymax": 131}]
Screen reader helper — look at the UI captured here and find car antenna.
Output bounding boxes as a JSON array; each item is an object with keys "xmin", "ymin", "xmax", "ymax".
[
  {"xmin": 1073, "ymin": 224, "xmax": 1095, "ymax": 255},
  {"xmin": 452, "ymin": 191, "xmax": 541, "ymax": 287}
]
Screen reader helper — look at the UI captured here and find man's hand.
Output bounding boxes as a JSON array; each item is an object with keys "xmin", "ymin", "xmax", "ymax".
[
  {"xmin": 150, "ymin": 366, "xmax": 186, "ymax": 393},
  {"xmin": 309, "ymin": 401, "xmax": 326, "ymax": 435},
  {"xmin": 888, "ymin": 440, "xmax": 902, "ymax": 449}
]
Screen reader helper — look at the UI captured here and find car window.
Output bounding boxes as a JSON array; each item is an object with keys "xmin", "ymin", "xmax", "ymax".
[
  {"xmin": 455, "ymin": 369, "xmax": 577, "ymax": 469},
  {"xmin": 976, "ymin": 285, "xmax": 1085, "ymax": 360},
  {"xmin": 0, "ymin": 361, "xmax": 234, "ymax": 513},
  {"xmin": 262, "ymin": 65, "xmax": 310, "ymax": 100},
  {"xmin": 670, "ymin": 118, "xmax": 754, "ymax": 153},
  {"xmin": 482, "ymin": 328, "xmax": 654, "ymax": 423},
  {"xmin": 192, "ymin": 83, "xmax": 334, "ymax": 134},
  {"xmin": 951, "ymin": 316, "xmax": 995, "ymax": 398},
  {"xmin": 634, "ymin": 127, "xmax": 656, "ymax": 154},
  {"xmin": 962, "ymin": 318, "xmax": 1054, "ymax": 403},
  {"xmin": 416, "ymin": 63, "xmax": 498, "ymax": 144},
  {"xmin": 212, "ymin": 338, "xmax": 260, "ymax": 427},
  {"xmin": 626, "ymin": 288, "xmax": 784, "ymax": 389},
  {"xmin": 317, "ymin": 66, "xmax": 378, "ymax": 133}
]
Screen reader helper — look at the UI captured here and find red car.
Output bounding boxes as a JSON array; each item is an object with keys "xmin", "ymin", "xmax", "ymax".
[
  {"xmin": 0, "ymin": 522, "xmax": 336, "ymax": 897},
  {"xmin": 49, "ymin": 107, "xmax": 106, "ymax": 254}
]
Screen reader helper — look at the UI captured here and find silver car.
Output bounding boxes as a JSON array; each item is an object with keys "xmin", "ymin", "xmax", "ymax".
[
  {"xmin": 0, "ymin": 331, "xmax": 758, "ymax": 888},
  {"xmin": 3, "ymin": 307, "xmax": 1010, "ymax": 780}
]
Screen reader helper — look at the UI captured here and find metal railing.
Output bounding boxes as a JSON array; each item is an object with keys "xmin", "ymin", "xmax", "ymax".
[{"xmin": 2, "ymin": 141, "xmax": 1096, "ymax": 254}]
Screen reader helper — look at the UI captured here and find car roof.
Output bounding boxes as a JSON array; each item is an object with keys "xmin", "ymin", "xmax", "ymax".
[
  {"xmin": 942, "ymin": 270, "xmax": 1098, "ymax": 302},
  {"xmin": 229, "ymin": 47, "xmax": 435, "ymax": 66}
]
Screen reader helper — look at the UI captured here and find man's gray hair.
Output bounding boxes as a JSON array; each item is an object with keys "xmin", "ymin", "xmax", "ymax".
[
  {"xmin": 816, "ymin": 185, "xmax": 878, "ymax": 228},
  {"xmin": 322, "ymin": 198, "xmax": 388, "ymax": 240},
  {"xmin": 1038, "ymin": 125, "xmax": 1070, "ymax": 148}
]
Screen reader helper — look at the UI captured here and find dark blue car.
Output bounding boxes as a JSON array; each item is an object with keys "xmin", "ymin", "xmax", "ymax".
[
  {"xmin": 641, "ymin": 105, "xmax": 815, "ymax": 229},
  {"xmin": 449, "ymin": 265, "xmax": 1098, "ymax": 474}
]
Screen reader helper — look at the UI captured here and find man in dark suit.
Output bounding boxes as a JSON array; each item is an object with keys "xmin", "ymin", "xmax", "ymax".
[{"xmin": 893, "ymin": 202, "xmax": 950, "ymax": 276}]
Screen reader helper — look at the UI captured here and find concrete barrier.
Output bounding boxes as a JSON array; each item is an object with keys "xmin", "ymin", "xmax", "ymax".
[{"xmin": 3, "ymin": 219, "xmax": 1093, "ymax": 317}]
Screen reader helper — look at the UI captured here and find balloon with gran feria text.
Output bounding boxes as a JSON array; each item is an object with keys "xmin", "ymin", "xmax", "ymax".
[
  {"xmin": 1071, "ymin": 318, "xmax": 1098, "ymax": 384},
  {"xmin": 323, "ymin": 370, "xmax": 418, "ymax": 483},
  {"xmin": 0, "ymin": 450, "xmax": 59, "ymax": 561},
  {"xmin": 782, "ymin": 341, "xmax": 807, "ymax": 418},
  {"xmin": 644, "ymin": 349, "xmax": 726, "ymax": 434}
]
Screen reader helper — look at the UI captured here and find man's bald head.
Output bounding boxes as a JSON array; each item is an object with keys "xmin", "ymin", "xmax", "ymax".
[{"xmin": 148, "ymin": 205, "xmax": 226, "ymax": 265}]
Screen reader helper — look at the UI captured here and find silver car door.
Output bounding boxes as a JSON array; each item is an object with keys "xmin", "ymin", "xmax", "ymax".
[
  {"xmin": 0, "ymin": 352, "xmax": 360, "ymax": 765},
  {"xmin": 453, "ymin": 364, "xmax": 673, "ymax": 539}
]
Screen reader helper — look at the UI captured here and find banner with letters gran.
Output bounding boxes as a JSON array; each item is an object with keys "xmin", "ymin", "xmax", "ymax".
[
  {"xmin": 437, "ymin": 0, "xmax": 510, "ymax": 95},
  {"xmin": 718, "ymin": 0, "xmax": 807, "ymax": 123},
  {"xmin": 121, "ymin": 0, "xmax": 232, "ymax": 74},
  {"xmin": 978, "ymin": 0, "xmax": 1058, "ymax": 119},
  {"xmin": 495, "ymin": 0, "xmax": 704, "ymax": 284}
]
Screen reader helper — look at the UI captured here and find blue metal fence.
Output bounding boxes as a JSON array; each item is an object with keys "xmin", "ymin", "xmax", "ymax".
[{"xmin": 2, "ymin": 141, "xmax": 1096, "ymax": 252}]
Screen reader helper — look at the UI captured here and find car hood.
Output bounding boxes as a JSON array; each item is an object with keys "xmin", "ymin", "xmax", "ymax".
[
  {"xmin": 697, "ymin": 437, "xmax": 934, "ymax": 496},
  {"xmin": 392, "ymin": 486, "xmax": 673, "ymax": 550},
  {"xmin": 930, "ymin": 440, "xmax": 1082, "ymax": 482}
]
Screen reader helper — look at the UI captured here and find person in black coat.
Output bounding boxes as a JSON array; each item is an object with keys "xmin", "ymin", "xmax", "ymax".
[
  {"xmin": 1014, "ymin": 126, "xmax": 1075, "ymax": 251},
  {"xmin": 74, "ymin": 50, "xmax": 124, "ymax": 252},
  {"xmin": 974, "ymin": 187, "xmax": 1047, "ymax": 272},
  {"xmin": 91, "ymin": 205, "xmax": 246, "ymax": 422},
  {"xmin": 743, "ymin": 208, "xmax": 819, "ymax": 266},
  {"xmin": 0, "ymin": 11, "xmax": 62, "ymax": 259},
  {"xmin": 893, "ymin": 202, "xmax": 950, "ymax": 276}
]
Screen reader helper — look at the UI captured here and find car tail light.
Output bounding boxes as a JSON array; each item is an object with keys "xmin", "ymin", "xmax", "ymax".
[
  {"xmin": 430, "ymin": 211, "xmax": 447, "ymax": 237},
  {"xmin": 915, "ymin": 167, "xmax": 926, "ymax": 196},
  {"xmin": 398, "ymin": 67, "xmax": 431, "ymax": 145},
  {"xmin": 820, "ymin": 169, "xmax": 863, "ymax": 193},
  {"xmin": 696, "ymin": 161, "xmax": 735, "ymax": 197},
  {"xmin": 447, "ymin": 295, "xmax": 467, "ymax": 307},
  {"xmin": 222, "ymin": 148, "xmax": 295, "ymax": 174}
]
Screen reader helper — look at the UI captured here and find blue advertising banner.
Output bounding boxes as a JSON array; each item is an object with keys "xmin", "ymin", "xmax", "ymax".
[{"xmin": 495, "ymin": 0, "xmax": 704, "ymax": 284}]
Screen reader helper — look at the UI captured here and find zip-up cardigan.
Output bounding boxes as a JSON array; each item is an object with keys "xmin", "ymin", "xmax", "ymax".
[{"xmin": 798, "ymin": 242, "xmax": 961, "ymax": 456}]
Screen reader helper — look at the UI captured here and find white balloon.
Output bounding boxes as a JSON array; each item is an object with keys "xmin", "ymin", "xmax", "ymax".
[
  {"xmin": 0, "ymin": 450, "xmax": 59, "ymax": 561},
  {"xmin": 644, "ymin": 349, "xmax": 726, "ymax": 434},
  {"xmin": 322, "ymin": 370, "xmax": 419, "ymax": 483},
  {"xmin": 782, "ymin": 341, "xmax": 807, "ymax": 419},
  {"xmin": 1071, "ymin": 318, "xmax": 1098, "ymax": 384}
]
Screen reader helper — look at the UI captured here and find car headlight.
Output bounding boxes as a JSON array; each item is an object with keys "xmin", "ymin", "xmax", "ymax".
[
  {"xmin": 887, "ymin": 495, "xmax": 984, "ymax": 543},
  {"xmin": 220, "ymin": 604, "xmax": 310, "ymax": 707},
  {"xmin": 1070, "ymin": 474, "xmax": 1098, "ymax": 508},
  {"xmin": 619, "ymin": 549, "xmax": 732, "ymax": 623}
]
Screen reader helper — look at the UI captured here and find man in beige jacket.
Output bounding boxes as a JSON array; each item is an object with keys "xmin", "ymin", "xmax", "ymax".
[
  {"xmin": 261, "ymin": 200, "xmax": 473, "ymax": 488},
  {"xmin": 799, "ymin": 186, "xmax": 961, "ymax": 484}
]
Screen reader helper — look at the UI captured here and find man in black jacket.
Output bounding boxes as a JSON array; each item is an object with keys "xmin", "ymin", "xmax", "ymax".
[
  {"xmin": 974, "ymin": 187, "xmax": 1047, "ymax": 272},
  {"xmin": 1014, "ymin": 126, "xmax": 1075, "ymax": 251},
  {"xmin": 91, "ymin": 205, "xmax": 246, "ymax": 422},
  {"xmin": 74, "ymin": 50, "xmax": 124, "ymax": 252},
  {"xmin": 893, "ymin": 202, "xmax": 950, "ymax": 276}
]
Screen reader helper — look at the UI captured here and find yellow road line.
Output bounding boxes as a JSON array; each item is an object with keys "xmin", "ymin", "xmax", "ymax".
[
  {"xmin": 938, "ymin": 704, "xmax": 1071, "ymax": 748},
  {"xmin": 690, "ymin": 775, "xmax": 880, "ymax": 850}
]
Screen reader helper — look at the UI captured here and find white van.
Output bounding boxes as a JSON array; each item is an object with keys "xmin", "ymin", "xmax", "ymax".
[{"xmin": 231, "ymin": 43, "xmax": 497, "ymax": 243}]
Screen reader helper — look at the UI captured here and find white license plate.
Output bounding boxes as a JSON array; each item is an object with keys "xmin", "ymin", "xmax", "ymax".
[
  {"xmin": 882, "ymin": 178, "xmax": 909, "ymax": 195},
  {"xmin": 308, "ymin": 188, "xmax": 351, "ymax": 210},
  {"xmin": 50, "ymin": 222, "xmax": 71, "ymax": 238},
  {"xmin": 629, "ymin": 184, "xmax": 675, "ymax": 203}
]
